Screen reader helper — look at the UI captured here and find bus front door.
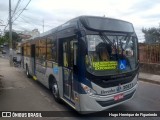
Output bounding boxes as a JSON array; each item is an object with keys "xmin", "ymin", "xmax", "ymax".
[{"xmin": 62, "ymin": 38, "xmax": 77, "ymax": 104}]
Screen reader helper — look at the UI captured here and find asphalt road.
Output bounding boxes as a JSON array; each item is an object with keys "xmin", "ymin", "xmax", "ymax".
[{"xmin": 0, "ymin": 57, "xmax": 160, "ymax": 120}]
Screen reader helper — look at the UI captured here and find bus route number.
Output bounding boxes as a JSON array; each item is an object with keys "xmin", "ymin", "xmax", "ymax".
[{"xmin": 123, "ymin": 83, "xmax": 133, "ymax": 90}]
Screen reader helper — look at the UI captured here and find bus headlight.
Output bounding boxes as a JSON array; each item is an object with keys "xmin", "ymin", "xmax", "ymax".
[{"xmin": 81, "ymin": 83, "xmax": 97, "ymax": 95}]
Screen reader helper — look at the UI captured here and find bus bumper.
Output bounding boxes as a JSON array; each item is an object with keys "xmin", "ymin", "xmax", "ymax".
[{"xmin": 79, "ymin": 83, "xmax": 138, "ymax": 113}]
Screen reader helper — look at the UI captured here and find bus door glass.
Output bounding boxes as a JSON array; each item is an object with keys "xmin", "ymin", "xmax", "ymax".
[
  {"xmin": 31, "ymin": 44, "xmax": 36, "ymax": 75},
  {"xmin": 62, "ymin": 37, "xmax": 77, "ymax": 103}
]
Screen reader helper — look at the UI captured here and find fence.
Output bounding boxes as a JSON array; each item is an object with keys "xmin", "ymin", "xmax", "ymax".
[
  {"xmin": 139, "ymin": 43, "xmax": 160, "ymax": 75},
  {"xmin": 139, "ymin": 43, "xmax": 160, "ymax": 64}
]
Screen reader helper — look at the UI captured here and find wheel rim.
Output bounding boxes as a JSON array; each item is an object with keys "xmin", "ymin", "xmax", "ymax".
[{"xmin": 52, "ymin": 83, "xmax": 58, "ymax": 98}]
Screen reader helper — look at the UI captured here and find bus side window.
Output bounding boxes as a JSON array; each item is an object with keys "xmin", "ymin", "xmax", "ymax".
[
  {"xmin": 70, "ymin": 40, "xmax": 77, "ymax": 66},
  {"xmin": 63, "ymin": 42, "xmax": 68, "ymax": 67},
  {"xmin": 36, "ymin": 40, "xmax": 39, "ymax": 58},
  {"xmin": 47, "ymin": 36, "xmax": 57, "ymax": 62}
]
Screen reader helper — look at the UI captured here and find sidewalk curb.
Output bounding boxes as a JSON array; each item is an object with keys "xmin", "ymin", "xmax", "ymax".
[{"xmin": 139, "ymin": 78, "xmax": 160, "ymax": 85}]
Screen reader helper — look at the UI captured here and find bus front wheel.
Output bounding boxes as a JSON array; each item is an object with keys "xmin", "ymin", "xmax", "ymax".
[
  {"xmin": 26, "ymin": 65, "xmax": 31, "ymax": 78},
  {"xmin": 51, "ymin": 82, "xmax": 61, "ymax": 102}
]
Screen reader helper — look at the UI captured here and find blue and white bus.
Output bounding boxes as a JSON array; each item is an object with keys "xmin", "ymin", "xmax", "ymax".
[{"xmin": 22, "ymin": 16, "xmax": 139, "ymax": 113}]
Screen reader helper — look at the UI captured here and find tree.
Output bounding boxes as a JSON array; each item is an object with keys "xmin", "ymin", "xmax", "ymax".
[
  {"xmin": 142, "ymin": 27, "xmax": 160, "ymax": 44},
  {"xmin": 0, "ymin": 36, "xmax": 6, "ymax": 45},
  {"xmin": 1, "ymin": 31, "xmax": 21, "ymax": 49}
]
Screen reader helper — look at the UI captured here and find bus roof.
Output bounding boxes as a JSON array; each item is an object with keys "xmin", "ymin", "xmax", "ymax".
[
  {"xmin": 79, "ymin": 16, "xmax": 134, "ymax": 32},
  {"xmin": 23, "ymin": 16, "xmax": 135, "ymax": 42}
]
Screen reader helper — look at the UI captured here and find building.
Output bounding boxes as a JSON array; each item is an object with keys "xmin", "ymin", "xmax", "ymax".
[{"xmin": 16, "ymin": 29, "xmax": 40, "ymax": 41}]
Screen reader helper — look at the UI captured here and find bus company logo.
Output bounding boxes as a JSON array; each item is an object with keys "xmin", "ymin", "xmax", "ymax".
[
  {"xmin": 101, "ymin": 89, "xmax": 116, "ymax": 95},
  {"xmin": 2, "ymin": 112, "xmax": 11, "ymax": 117},
  {"xmin": 116, "ymin": 84, "xmax": 122, "ymax": 92}
]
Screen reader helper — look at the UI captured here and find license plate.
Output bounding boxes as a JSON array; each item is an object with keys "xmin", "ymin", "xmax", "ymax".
[{"xmin": 114, "ymin": 93, "xmax": 124, "ymax": 101}]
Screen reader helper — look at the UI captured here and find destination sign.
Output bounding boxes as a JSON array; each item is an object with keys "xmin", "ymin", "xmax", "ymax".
[{"xmin": 92, "ymin": 61, "xmax": 118, "ymax": 70}]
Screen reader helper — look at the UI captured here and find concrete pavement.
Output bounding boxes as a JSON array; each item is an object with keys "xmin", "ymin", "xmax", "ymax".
[{"xmin": 139, "ymin": 72, "xmax": 160, "ymax": 85}]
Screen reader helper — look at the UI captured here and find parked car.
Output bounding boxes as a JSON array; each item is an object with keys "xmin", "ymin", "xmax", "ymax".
[
  {"xmin": 2, "ymin": 50, "xmax": 6, "ymax": 54},
  {"xmin": 0, "ymin": 45, "xmax": 4, "ymax": 48}
]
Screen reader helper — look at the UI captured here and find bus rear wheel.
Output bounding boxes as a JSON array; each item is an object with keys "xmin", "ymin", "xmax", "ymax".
[{"xmin": 51, "ymin": 82, "xmax": 61, "ymax": 102}]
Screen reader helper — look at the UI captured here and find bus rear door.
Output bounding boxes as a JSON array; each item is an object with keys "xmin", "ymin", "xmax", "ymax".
[{"xmin": 31, "ymin": 44, "xmax": 36, "ymax": 75}]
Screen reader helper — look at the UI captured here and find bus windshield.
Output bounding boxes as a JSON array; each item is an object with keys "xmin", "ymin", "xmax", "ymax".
[{"xmin": 85, "ymin": 33, "xmax": 138, "ymax": 76}]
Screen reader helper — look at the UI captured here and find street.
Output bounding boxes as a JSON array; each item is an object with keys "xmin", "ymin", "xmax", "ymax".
[{"xmin": 0, "ymin": 57, "xmax": 160, "ymax": 120}]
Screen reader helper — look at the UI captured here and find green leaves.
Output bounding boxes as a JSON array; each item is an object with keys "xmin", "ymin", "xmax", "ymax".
[
  {"xmin": 0, "ymin": 31, "xmax": 21, "ymax": 49},
  {"xmin": 142, "ymin": 27, "xmax": 160, "ymax": 44}
]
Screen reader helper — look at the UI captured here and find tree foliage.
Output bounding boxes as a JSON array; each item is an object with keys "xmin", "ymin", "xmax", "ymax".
[
  {"xmin": 0, "ymin": 31, "xmax": 21, "ymax": 49},
  {"xmin": 142, "ymin": 27, "xmax": 160, "ymax": 44},
  {"xmin": 0, "ymin": 36, "xmax": 7, "ymax": 45}
]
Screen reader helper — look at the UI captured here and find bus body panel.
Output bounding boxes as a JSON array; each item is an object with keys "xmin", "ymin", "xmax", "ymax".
[
  {"xmin": 44, "ymin": 65, "xmax": 64, "ymax": 96},
  {"xmin": 79, "ymin": 80, "xmax": 138, "ymax": 112}
]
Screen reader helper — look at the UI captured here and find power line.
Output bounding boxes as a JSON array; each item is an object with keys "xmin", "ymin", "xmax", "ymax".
[
  {"xmin": 3, "ymin": 0, "xmax": 22, "ymax": 31},
  {"xmin": 13, "ymin": 23, "xmax": 30, "ymax": 31},
  {"xmin": 12, "ymin": 0, "xmax": 22, "ymax": 18},
  {"xmin": 20, "ymin": 14, "xmax": 54, "ymax": 27},
  {"xmin": 4, "ymin": 0, "xmax": 31, "ymax": 32},
  {"xmin": 16, "ymin": 16, "xmax": 38, "ymax": 28},
  {"xmin": 15, "ymin": 14, "xmax": 53, "ymax": 32},
  {"xmin": 12, "ymin": 0, "xmax": 31, "ymax": 23}
]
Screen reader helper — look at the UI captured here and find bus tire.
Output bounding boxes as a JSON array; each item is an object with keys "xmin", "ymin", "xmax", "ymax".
[
  {"xmin": 51, "ymin": 81, "xmax": 61, "ymax": 102},
  {"xmin": 26, "ymin": 65, "xmax": 31, "ymax": 78}
]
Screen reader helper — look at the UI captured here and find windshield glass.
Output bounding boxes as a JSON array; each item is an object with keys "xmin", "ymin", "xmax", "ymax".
[{"xmin": 85, "ymin": 33, "xmax": 138, "ymax": 76}]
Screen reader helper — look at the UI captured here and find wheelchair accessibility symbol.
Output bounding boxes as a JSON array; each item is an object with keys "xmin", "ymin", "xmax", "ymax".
[{"xmin": 119, "ymin": 60, "xmax": 126, "ymax": 70}]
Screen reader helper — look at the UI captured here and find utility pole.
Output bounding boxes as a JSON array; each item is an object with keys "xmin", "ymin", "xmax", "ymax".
[
  {"xmin": 0, "ymin": 20, "xmax": 5, "ymax": 36},
  {"xmin": 9, "ymin": 0, "xmax": 13, "ymax": 66},
  {"xmin": 43, "ymin": 19, "xmax": 44, "ymax": 33}
]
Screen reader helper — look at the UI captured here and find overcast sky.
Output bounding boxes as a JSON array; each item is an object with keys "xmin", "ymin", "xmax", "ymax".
[{"xmin": 0, "ymin": 0, "xmax": 160, "ymax": 42}]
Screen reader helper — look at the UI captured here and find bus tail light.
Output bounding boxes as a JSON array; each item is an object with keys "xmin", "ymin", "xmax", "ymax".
[{"xmin": 81, "ymin": 83, "xmax": 97, "ymax": 95}]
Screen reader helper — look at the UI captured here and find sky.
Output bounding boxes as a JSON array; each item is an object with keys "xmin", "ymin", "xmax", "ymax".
[{"xmin": 0, "ymin": 0, "xmax": 160, "ymax": 42}]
